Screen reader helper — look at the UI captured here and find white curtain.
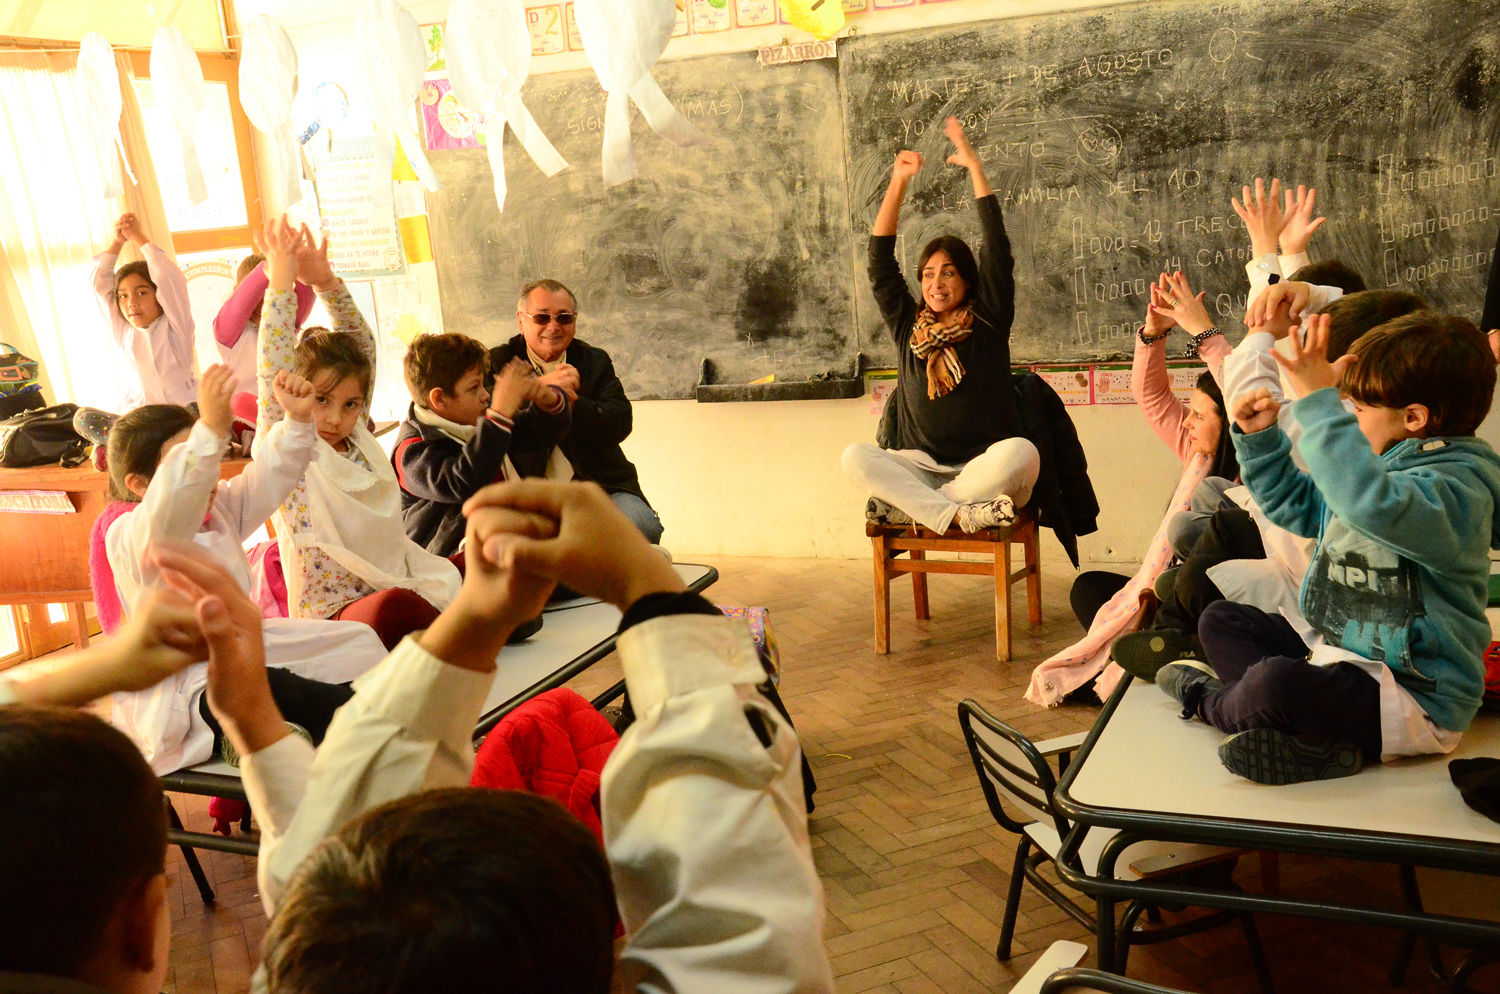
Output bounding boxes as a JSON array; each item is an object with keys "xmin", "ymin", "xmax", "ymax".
[{"xmin": 0, "ymin": 50, "xmax": 134, "ymax": 409}]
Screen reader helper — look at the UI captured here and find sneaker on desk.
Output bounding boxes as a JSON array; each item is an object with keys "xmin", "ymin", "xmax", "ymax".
[
  {"xmin": 1218, "ymin": 727, "xmax": 1363, "ymax": 785},
  {"xmin": 1154, "ymin": 660, "xmax": 1222, "ymax": 718},
  {"xmin": 954, "ymin": 494, "xmax": 1016, "ymax": 533},
  {"xmin": 1113, "ymin": 628, "xmax": 1204, "ymax": 682}
]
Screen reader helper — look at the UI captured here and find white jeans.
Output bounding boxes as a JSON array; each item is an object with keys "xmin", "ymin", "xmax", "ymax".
[{"xmin": 842, "ymin": 438, "xmax": 1041, "ymax": 533}]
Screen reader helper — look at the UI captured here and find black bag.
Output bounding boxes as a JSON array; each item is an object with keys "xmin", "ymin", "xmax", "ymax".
[{"xmin": 0, "ymin": 403, "xmax": 89, "ymax": 468}]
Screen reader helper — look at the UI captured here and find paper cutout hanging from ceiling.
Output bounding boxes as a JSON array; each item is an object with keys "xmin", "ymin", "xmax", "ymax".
[
  {"xmin": 239, "ymin": 15, "xmax": 302, "ymax": 210},
  {"xmin": 781, "ymin": 0, "xmax": 844, "ymax": 40},
  {"xmin": 573, "ymin": 0, "xmax": 703, "ymax": 186},
  {"xmin": 76, "ymin": 33, "xmax": 129, "ymax": 199},
  {"xmin": 357, "ymin": 0, "xmax": 442, "ymax": 192},
  {"xmin": 149, "ymin": 26, "xmax": 209, "ymax": 205},
  {"xmin": 444, "ymin": 0, "xmax": 568, "ymax": 212}
]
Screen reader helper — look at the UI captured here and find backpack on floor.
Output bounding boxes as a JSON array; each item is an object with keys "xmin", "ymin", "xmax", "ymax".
[{"xmin": 0, "ymin": 403, "xmax": 89, "ymax": 468}]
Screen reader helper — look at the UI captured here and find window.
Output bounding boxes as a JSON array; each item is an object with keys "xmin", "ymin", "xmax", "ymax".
[{"xmin": 127, "ymin": 52, "xmax": 262, "ymax": 253}]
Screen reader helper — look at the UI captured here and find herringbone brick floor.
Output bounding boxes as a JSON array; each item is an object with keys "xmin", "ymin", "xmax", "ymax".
[{"xmin": 157, "ymin": 557, "xmax": 1483, "ymax": 993}]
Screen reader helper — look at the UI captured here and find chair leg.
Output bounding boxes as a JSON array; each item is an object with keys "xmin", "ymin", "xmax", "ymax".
[
  {"xmin": 1389, "ymin": 864, "xmax": 1422, "ymax": 987},
  {"xmin": 1095, "ymin": 889, "xmax": 1118, "ymax": 972},
  {"xmin": 910, "ymin": 544, "xmax": 929, "ymax": 620},
  {"xmin": 1240, "ymin": 912, "xmax": 1277, "ymax": 994},
  {"xmin": 995, "ymin": 537, "xmax": 1012, "ymax": 662},
  {"xmin": 1023, "ymin": 525, "xmax": 1042, "ymax": 625},
  {"xmin": 165, "ymin": 799, "xmax": 215, "ymax": 904},
  {"xmin": 1116, "ymin": 901, "xmax": 1150, "ymax": 973},
  {"xmin": 871, "ymin": 534, "xmax": 891, "ymax": 654},
  {"xmin": 996, "ymin": 837, "xmax": 1030, "ymax": 961}
]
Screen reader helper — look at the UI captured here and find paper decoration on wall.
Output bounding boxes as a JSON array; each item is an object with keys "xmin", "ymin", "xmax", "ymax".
[
  {"xmin": 357, "ymin": 0, "xmax": 442, "ymax": 193},
  {"xmin": 76, "ymin": 33, "xmax": 130, "ymax": 198},
  {"xmin": 573, "ymin": 0, "xmax": 703, "ymax": 185},
  {"xmin": 240, "ymin": 15, "xmax": 302, "ymax": 210},
  {"xmin": 445, "ymin": 0, "xmax": 568, "ymax": 212},
  {"xmin": 149, "ymin": 26, "xmax": 208, "ymax": 205},
  {"xmin": 781, "ymin": 0, "xmax": 844, "ymax": 39}
]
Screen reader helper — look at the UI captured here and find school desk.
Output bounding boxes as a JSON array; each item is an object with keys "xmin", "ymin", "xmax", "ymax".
[
  {"xmin": 159, "ymin": 561, "xmax": 718, "ymax": 900},
  {"xmin": 1052, "ymin": 679, "xmax": 1500, "ymax": 975},
  {"xmin": 0, "ymin": 458, "xmax": 251, "ymax": 653}
]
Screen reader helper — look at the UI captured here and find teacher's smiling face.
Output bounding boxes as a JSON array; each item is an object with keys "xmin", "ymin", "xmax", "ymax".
[
  {"xmin": 518, "ymin": 285, "xmax": 578, "ymax": 363},
  {"xmin": 919, "ymin": 250, "xmax": 967, "ymax": 315}
]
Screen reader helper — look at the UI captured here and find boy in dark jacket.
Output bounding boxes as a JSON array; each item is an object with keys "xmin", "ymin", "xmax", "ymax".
[{"xmin": 393, "ymin": 333, "xmax": 568, "ymax": 556}]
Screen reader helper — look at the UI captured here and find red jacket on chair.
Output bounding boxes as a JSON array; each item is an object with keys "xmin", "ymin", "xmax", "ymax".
[{"xmin": 470, "ymin": 688, "xmax": 619, "ymax": 843}]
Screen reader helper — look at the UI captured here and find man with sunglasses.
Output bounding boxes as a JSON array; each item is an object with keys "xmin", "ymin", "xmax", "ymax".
[{"xmin": 488, "ymin": 279, "xmax": 664, "ymax": 543}]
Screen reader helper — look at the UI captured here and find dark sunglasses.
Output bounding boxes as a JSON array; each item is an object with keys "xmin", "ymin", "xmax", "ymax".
[{"xmin": 524, "ymin": 311, "xmax": 577, "ymax": 326}]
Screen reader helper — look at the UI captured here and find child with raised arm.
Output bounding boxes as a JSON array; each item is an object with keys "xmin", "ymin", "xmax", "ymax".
[
  {"xmin": 77, "ymin": 213, "xmax": 200, "ymax": 448},
  {"xmin": 101, "ymin": 363, "xmax": 384, "ymax": 773},
  {"xmin": 183, "ymin": 480, "xmax": 833, "ymax": 994},
  {"xmin": 1155, "ymin": 312, "xmax": 1500, "ymax": 785},
  {"xmin": 255, "ymin": 217, "xmax": 461, "ymax": 649},
  {"xmin": 214, "ymin": 252, "xmax": 315, "ymax": 411},
  {"xmin": 393, "ymin": 332, "xmax": 568, "ymax": 557}
]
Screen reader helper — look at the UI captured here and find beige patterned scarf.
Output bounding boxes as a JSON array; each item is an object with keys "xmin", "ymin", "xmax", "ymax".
[{"xmin": 909, "ymin": 305, "xmax": 974, "ymax": 399}]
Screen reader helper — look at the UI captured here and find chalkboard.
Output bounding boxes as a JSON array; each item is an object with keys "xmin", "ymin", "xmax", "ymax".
[
  {"xmin": 425, "ymin": 52, "xmax": 857, "ymax": 400},
  {"xmin": 841, "ymin": 0, "xmax": 1500, "ymax": 365}
]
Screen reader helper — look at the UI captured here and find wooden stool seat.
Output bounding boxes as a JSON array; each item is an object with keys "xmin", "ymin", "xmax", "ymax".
[{"xmin": 867, "ymin": 508, "xmax": 1042, "ymax": 661}]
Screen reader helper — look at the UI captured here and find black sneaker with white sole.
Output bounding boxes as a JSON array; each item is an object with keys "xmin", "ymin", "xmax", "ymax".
[
  {"xmin": 1112, "ymin": 628, "xmax": 1204, "ymax": 682},
  {"xmin": 1217, "ymin": 727, "xmax": 1363, "ymax": 785}
]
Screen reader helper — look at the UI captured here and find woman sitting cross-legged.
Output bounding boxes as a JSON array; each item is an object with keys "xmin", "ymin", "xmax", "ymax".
[{"xmin": 843, "ymin": 116, "xmax": 1039, "ymax": 534}]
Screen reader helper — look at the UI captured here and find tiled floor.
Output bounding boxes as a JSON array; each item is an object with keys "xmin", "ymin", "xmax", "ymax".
[{"xmin": 152, "ymin": 556, "xmax": 1478, "ymax": 993}]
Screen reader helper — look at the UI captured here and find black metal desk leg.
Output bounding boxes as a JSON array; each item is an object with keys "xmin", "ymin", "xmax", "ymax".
[
  {"xmin": 165, "ymin": 799, "xmax": 215, "ymax": 904},
  {"xmin": 1390, "ymin": 864, "xmax": 1421, "ymax": 986},
  {"xmin": 1096, "ymin": 892, "xmax": 1117, "ymax": 972}
]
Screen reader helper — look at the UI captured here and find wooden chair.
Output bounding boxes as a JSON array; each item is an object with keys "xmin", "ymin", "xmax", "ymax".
[{"xmin": 867, "ymin": 507, "xmax": 1041, "ymax": 662}]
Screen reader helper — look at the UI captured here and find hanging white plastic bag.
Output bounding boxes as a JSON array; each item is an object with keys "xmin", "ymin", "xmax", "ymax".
[
  {"xmin": 574, "ymin": 0, "xmax": 703, "ymax": 185},
  {"xmin": 240, "ymin": 15, "xmax": 302, "ymax": 209},
  {"xmin": 357, "ymin": 0, "xmax": 441, "ymax": 193},
  {"xmin": 77, "ymin": 32, "xmax": 130, "ymax": 198},
  {"xmin": 149, "ymin": 26, "xmax": 208, "ymax": 205},
  {"xmin": 445, "ymin": 0, "xmax": 567, "ymax": 212}
]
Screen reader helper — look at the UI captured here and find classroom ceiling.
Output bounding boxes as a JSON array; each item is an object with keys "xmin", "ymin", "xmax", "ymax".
[{"xmin": 0, "ymin": 0, "xmax": 225, "ymax": 49}]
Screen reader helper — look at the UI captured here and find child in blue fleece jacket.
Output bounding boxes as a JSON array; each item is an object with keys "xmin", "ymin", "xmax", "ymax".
[{"xmin": 1157, "ymin": 311, "xmax": 1500, "ymax": 785}]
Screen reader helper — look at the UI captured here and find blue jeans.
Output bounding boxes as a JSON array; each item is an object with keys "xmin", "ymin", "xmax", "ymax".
[{"xmin": 611, "ymin": 491, "xmax": 663, "ymax": 545}]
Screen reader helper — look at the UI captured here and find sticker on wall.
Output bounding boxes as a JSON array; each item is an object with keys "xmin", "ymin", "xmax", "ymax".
[
  {"xmin": 673, "ymin": 3, "xmax": 689, "ymax": 35},
  {"xmin": 1166, "ymin": 362, "xmax": 1202, "ymax": 404},
  {"xmin": 736, "ymin": 0, "xmax": 777, "ymax": 27},
  {"xmin": 691, "ymin": 0, "xmax": 732, "ymax": 32},
  {"xmin": 780, "ymin": 0, "xmax": 843, "ymax": 39},
  {"xmin": 841, "ymin": 0, "xmax": 868, "ymax": 11},
  {"xmin": 419, "ymin": 78, "xmax": 486, "ymax": 150},
  {"xmin": 565, "ymin": 2, "xmax": 583, "ymax": 49},
  {"xmin": 1091, "ymin": 364, "xmax": 1134, "ymax": 405},
  {"xmin": 423, "ymin": 22, "xmax": 447, "ymax": 71},
  {"xmin": 526, "ymin": 5, "xmax": 567, "ymax": 54},
  {"xmin": 1032, "ymin": 366, "xmax": 1092, "ymax": 406},
  {"xmin": 871, "ymin": 0, "xmax": 915, "ymax": 8}
]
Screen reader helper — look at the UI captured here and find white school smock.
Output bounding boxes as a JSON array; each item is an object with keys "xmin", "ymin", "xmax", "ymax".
[
  {"xmin": 91, "ymin": 245, "xmax": 198, "ymax": 409},
  {"xmin": 106, "ymin": 417, "xmax": 386, "ymax": 774}
]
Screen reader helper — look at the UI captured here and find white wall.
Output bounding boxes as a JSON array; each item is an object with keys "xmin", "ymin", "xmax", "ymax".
[{"xmin": 623, "ymin": 394, "xmax": 1184, "ymax": 563}]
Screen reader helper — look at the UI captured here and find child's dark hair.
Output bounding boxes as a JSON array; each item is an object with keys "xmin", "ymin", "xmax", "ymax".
[
  {"xmin": 294, "ymin": 330, "xmax": 373, "ymax": 401},
  {"xmin": 1341, "ymin": 312, "xmax": 1496, "ymax": 437},
  {"xmin": 1288, "ymin": 259, "xmax": 1366, "ymax": 296},
  {"xmin": 263, "ymin": 788, "xmax": 615, "ymax": 994},
  {"xmin": 917, "ymin": 236, "xmax": 979, "ymax": 304},
  {"xmin": 0, "ymin": 705, "xmax": 167, "ymax": 976},
  {"xmin": 106, "ymin": 403, "xmax": 197, "ymax": 502},
  {"xmin": 1324, "ymin": 290, "xmax": 1426, "ymax": 361},
  {"xmin": 403, "ymin": 333, "xmax": 487, "ymax": 408},
  {"xmin": 1196, "ymin": 370, "xmax": 1239, "ymax": 481},
  {"xmin": 113, "ymin": 260, "xmax": 156, "ymax": 320}
]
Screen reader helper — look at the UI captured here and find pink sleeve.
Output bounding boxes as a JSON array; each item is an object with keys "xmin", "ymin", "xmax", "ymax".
[
  {"xmin": 215, "ymin": 264, "xmax": 315, "ymax": 348},
  {"xmin": 1199, "ymin": 332, "xmax": 1232, "ymax": 388},
  {"xmin": 1131, "ymin": 334, "xmax": 1194, "ymax": 463},
  {"xmin": 215, "ymin": 261, "xmax": 269, "ymax": 348}
]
